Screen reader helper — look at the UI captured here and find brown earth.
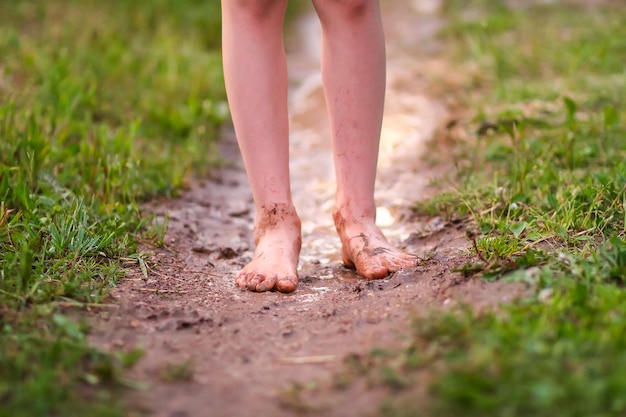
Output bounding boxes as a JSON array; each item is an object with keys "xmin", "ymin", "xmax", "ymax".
[{"xmin": 90, "ymin": 2, "xmax": 526, "ymax": 416}]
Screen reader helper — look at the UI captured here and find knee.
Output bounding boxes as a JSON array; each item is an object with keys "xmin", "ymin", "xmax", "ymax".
[
  {"xmin": 226, "ymin": 0, "xmax": 287, "ymax": 21},
  {"xmin": 313, "ymin": 0, "xmax": 375, "ymax": 22}
]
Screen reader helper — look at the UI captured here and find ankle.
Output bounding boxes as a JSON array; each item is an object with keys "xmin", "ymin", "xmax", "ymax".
[
  {"xmin": 254, "ymin": 203, "xmax": 301, "ymax": 243},
  {"xmin": 332, "ymin": 204, "xmax": 376, "ymax": 229}
]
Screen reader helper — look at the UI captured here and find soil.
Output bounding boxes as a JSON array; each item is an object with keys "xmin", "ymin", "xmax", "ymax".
[{"xmin": 90, "ymin": 2, "xmax": 527, "ymax": 416}]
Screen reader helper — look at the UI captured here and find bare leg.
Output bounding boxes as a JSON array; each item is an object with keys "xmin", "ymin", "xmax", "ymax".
[
  {"xmin": 221, "ymin": 0, "xmax": 300, "ymax": 292},
  {"xmin": 312, "ymin": 0, "xmax": 417, "ymax": 279}
]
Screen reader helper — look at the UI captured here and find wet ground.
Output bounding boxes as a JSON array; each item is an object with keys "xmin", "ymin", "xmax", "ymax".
[{"xmin": 91, "ymin": 2, "xmax": 526, "ymax": 416}]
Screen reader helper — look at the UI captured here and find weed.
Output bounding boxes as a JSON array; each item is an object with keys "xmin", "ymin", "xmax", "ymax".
[
  {"xmin": 160, "ymin": 360, "xmax": 194, "ymax": 383},
  {"xmin": 278, "ymin": 381, "xmax": 326, "ymax": 415}
]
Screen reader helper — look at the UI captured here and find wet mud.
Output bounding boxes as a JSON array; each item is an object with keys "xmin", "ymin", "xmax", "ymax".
[{"xmin": 91, "ymin": 1, "xmax": 527, "ymax": 416}]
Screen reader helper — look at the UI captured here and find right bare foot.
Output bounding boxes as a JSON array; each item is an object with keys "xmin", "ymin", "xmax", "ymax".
[
  {"xmin": 235, "ymin": 204, "xmax": 301, "ymax": 293},
  {"xmin": 333, "ymin": 206, "xmax": 418, "ymax": 279}
]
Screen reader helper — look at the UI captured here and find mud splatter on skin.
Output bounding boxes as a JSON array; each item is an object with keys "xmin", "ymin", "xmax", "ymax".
[{"xmin": 253, "ymin": 203, "xmax": 300, "ymax": 242}]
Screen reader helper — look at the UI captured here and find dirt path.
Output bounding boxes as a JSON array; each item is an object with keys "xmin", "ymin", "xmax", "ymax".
[{"xmin": 92, "ymin": 2, "xmax": 524, "ymax": 416}]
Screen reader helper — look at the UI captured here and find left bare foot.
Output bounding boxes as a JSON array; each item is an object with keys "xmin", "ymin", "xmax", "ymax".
[
  {"xmin": 333, "ymin": 207, "xmax": 418, "ymax": 279},
  {"xmin": 235, "ymin": 203, "xmax": 301, "ymax": 293}
]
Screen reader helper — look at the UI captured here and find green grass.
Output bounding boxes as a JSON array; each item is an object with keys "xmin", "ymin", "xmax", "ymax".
[
  {"xmin": 367, "ymin": 1, "xmax": 626, "ymax": 416},
  {"xmin": 0, "ymin": 0, "xmax": 226, "ymax": 415}
]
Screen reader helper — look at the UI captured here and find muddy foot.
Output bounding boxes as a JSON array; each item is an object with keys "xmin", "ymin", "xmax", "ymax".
[
  {"xmin": 333, "ymin": 208, "xmax": 418, "ymax": 279},
  {"xmin": 235, "ymin": 204, "xmax": 302, "ymax": 293}
]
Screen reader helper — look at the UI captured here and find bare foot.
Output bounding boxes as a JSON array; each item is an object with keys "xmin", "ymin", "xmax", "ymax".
[
  {"xmin": 333, "ymin": 207, "xmax": 418, "ymax": 279},
  {"xmin": 235, "ymin": 204, "xmax": 301, "ymax": 293}
]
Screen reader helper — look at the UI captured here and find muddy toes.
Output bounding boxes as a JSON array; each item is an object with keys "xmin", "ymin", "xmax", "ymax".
[
  {"xmin": 236, "ymin": 269, "xmax": 297, "ymax": 293},
  {"xmin": 380, "ymin": 254, "xmax": 418, "ymax": 274},
  {"xmin": 388, "ymin": 254, "xmax": 419, "ymax": 269},
  {"xmin": 346, "ymin": 247, "xmax": 419, "ymax": 280},
  {"xmin": 255, "ymin": 275, "xmax": 277, "ymax": 292},
  {"xmin": 235, "ymin": 272, "xmax": 250, "ymax": 288},
  {"xmin": 244, "ymin": 274, "xmax": 278, "ymax": 292},
  {"xmin": 357, "ymin": 257, "xmax": 416, "ymax": 280}
]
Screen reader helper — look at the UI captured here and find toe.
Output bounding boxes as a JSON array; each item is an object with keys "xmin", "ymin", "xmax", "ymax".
[
  {"xmin": 246, "ymin": 274, "xmax": 263, "ymax": 291},
  {"xmin": 400, "ymin": 254, "xmax": 420, "ymax": 268},
  {"xmin": 235, "ymin": 271, "xmax": 249, "ymax": 288},
  {"xmin": 256, "ymin": 275, "xmax": 277, "ymax": 292},
  {"xmin": 389, "ymin": 255, "xmax": 417, "ymax": 270},
  {"xmin": 380, "ymin": 252, "xmax": 418, "ymax": 272},
  {"xmin": 277, "ymin": 276, "xmax": 298, "ymax": 293},
  {"xmin": 361, "ymin": 264, "xmax": 389, "ymax": 280}
]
